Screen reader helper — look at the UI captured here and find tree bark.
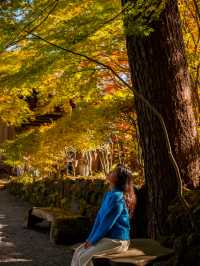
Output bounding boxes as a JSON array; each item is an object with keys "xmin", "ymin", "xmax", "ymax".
[{"xmin": 122, "ymin": 0, "xmax": 200, "ymax": 238}]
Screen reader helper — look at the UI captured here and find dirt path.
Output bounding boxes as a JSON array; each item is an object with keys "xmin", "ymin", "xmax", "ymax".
[{"xmin": 0, "ymin": 188, "xmax": 73, "ymax": 266}]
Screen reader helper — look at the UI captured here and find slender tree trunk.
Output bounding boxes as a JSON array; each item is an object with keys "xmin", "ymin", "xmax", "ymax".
[{"xmin": 122, "ymin": 0, "xmax": 200, "ymax": 238}]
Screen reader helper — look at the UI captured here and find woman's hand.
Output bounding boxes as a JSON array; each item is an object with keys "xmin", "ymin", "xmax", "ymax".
[{"xmin": 84, "ymin": 240, "xmax": 93, "ymax": 249}]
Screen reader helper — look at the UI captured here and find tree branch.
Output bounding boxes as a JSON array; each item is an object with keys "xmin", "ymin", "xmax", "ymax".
[{"xmin": 4, "ymin": 0, "xmax": 59, "ymax": 50}]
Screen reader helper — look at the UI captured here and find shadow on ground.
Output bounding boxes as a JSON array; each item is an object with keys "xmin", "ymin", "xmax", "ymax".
[{"xmin": 0, "ymin": 188, "xmax": 73, "ymax": 266}]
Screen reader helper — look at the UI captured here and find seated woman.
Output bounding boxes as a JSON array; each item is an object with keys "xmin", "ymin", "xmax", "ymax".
[{"xmin": 70, "ymin": 163, "xmax": 137, "ymax": 266}]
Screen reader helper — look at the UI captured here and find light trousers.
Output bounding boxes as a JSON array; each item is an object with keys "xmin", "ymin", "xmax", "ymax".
[{"xmin": 70, "ymin": 237, "xmax": 130, "ymax": 266}]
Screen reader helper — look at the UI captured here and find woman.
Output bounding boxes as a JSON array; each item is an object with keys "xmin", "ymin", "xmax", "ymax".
[{"xmin": 70, "ymin": 163, "xmax": 137, "ymax": 266}]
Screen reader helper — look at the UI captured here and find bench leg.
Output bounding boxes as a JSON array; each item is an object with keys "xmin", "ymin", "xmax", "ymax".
[
  {"xmin": 27, "ymin": 208, "xmax": 44, "ymax": 228},
  {"xmin": 92, "ymin": 258, "xmax": 110, "ymax": 266},
  {"xmin": 50, "ymin": 222, "xmax": 57, "ymax": 244},
  {"xmin": 92, "ymin": 258, "xmax": 134, "ymax": 266}
]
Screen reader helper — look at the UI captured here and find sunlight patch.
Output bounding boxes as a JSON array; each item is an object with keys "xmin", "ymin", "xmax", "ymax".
[{"xmin": 0, "ymin": 258, "xmax": 32, "ymax": 263}]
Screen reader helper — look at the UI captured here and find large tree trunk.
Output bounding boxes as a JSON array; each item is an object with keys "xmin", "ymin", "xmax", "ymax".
[{"xmin": 122, "ymin": 0, "xmax": 200, "ymax": 238}]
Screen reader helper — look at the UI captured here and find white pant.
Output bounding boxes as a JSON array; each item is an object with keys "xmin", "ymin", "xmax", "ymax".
[{"xmin": 70, "ymin": 237, "xmax": 130, "ymax": 266}]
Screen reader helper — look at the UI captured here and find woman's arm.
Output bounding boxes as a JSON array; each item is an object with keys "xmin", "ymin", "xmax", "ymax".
[
  {"xmin": 86, "ymin": 193, "xmax": 123, "ymax": 245},
  {"xmin": 85, "ymin": 211, "xmax": 100, "ymax": 242},
  {"xmin": 85, "ymin": 192, "xmax": 107, "ymax": 242}
]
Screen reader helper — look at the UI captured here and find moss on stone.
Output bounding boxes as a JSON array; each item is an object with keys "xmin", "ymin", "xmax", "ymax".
[{"xmin": 8, "ymin": 175, "xmax": 108, "ymax": 223}]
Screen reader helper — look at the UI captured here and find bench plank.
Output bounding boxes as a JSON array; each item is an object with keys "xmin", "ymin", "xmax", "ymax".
[
  {"xmin": 31, "ymin": 207, "xmax": 55, "ymax": 222},
  {"xmin": 31, "ymin": 207, "xmax": 78, "ymax": 222}
]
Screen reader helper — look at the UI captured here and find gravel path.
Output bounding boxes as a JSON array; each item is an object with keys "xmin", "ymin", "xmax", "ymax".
[{"xmin": 0, "ymin": 188, "xmax": 74, "ymax": 266}]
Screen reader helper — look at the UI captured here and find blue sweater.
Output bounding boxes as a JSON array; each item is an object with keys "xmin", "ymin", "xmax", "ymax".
[{"xmin": 86, "ymin": 188, "xmax": 131, "ymax": 245}]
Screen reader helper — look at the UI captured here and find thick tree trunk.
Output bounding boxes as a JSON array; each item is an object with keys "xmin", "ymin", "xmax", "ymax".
[{"xmin": 122, "ymin": 0, "xmax": 200, "ymax": 238}]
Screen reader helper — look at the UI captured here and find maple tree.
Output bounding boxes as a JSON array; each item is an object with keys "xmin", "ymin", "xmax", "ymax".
[{"xmin": 0, "ymin": 0, "xmax": 199, "ymax": 183}]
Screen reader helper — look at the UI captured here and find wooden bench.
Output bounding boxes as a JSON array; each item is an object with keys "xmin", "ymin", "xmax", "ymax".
[
  {"xmin": 70, "ymin": 238, "xmax": 174, "ymax": 266},
  {"xmin": 27, "ymin": 207, "xmax": 90, "ymax": 244}
]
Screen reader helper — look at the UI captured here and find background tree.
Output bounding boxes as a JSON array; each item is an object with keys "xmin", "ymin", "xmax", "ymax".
[{"xmin": 179, "ymin": 0, "xmax": 200, "ymax": 116}]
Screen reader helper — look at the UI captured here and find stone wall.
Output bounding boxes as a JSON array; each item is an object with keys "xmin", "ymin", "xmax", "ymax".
[
  {"xmin": 8, "ymin": 176, "xmax": 109, "ymax": 222},
  {"xmin": 8, "ymin": 175, "xmax": 147, "ymax": 238}
]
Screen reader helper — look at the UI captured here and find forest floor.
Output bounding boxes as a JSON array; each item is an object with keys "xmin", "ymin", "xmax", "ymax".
[{"xmin": 0, "ymin": 184, "xmax": 73, "ymax": 266}]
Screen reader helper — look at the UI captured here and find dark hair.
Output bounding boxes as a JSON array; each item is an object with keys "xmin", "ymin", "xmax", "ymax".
[{"xmin": 114, "ymin": 163, "xmax": 137, "ymax": 217}]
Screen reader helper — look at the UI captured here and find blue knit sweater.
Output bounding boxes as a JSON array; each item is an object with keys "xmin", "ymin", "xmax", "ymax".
[{"xmin": 86, "ymin": 188, "xmax": 131, "ymax": 245}]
